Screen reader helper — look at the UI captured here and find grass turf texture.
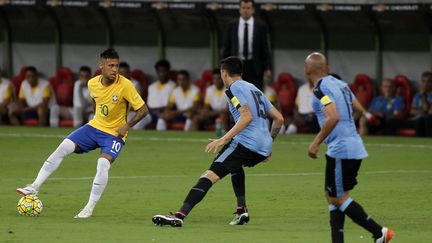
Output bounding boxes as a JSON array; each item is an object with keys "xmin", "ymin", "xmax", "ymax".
[{"xmin": 0, "ymin": 126, "xmax": 431, "ymax": 242}]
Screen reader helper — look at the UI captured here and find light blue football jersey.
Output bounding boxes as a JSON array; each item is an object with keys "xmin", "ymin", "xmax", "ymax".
[
  {"xmin": 312, "ymin": 75, "xmax": 368, "ymax": 159},
  {"xmin": 225, "ymin": 80, "xmax": 273, "ymax": 156}
]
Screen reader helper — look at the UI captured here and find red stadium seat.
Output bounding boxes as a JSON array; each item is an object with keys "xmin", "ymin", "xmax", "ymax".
[
  {"xmin": 392, "ymin": 75, "xmax": 415, "ymax": 136},
  {"xmin": 195, "ymin": 69, "xmax": 213, "ymax": 94},
  {"xmin": 393, "ymin": 75, "xmax": 412, "ymax": 117},
  {"xmin": 274, "ymin": 73, "xmax": 297, "ymax": 117},
  {"xmin": 22, "ymin": 119, "xmax": 39, "ymax": 127},
  {"xmin": 168, "ymin": 122, "xmax": 185, "ymax": 131},
  {"xmin": 201, "ymin": 69, "xmax": 212, "ymax": 83},
  {"xmin": 94, "ymin": 68, "xmax": 102, "ymax": 77},
  {"xmin": 11, "ymin": 66, "xmax": 27, "ymax": 96},
  {"xmin": 49, "ymin": 68, "xmax": 74, "ymax": 107},
  {"xmin": 55, "ymin": 83, "xmax": 74, "ymax": 107},
  {"xmin": 56, "ymin": 67, "xmax": 73, "ymax": 85},
  {"xmin": 169, "ymin": 70, "xmax": 178, "ymax": 82},
  {"xmin": 49, "ymin": 76, "xmax": 60, "ymax": 91},
  {"xmin": 59, "ymin": 119, "xmax": 73, "ymax": 127},
  {"xmin": 194, "ymin": 78, "xmax": 205, "ymax": 94},
  {"xmin": 349, "ymin": 74, "xmax": 374, "ymax": 109},
  {"xmin": 131, "ymin": 69, "xmax": 149, "ymax": 100}
]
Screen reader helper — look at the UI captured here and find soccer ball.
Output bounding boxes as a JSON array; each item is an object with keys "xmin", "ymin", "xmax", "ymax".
[{"xmin": 17, "ymin": 195, "xmax": 43, "ymax": 217}]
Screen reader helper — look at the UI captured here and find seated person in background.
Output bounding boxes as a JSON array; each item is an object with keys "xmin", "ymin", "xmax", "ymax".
[
  {"xmin": 9, "ymin": 66, "xmax": 56, "ymax": 126},
  {"xmin": 410, "ymin": 71, "xmax": 432, "ymax": 137},
  {"xmin": 190, "ymin": 69, "xmax": 228, "ymax": 131},
  {"xmin": 285, "ymin": 78, "xmax": 319, "ymax": 134},
  {"xmin": 330, "ymin": 73, "xmax": 369, "ymax": 135},
  {"xmin": 147, "ymin": 60, "xmax": 176, "ymax": 129},
  {"xmin": 264, "ymin": 81, "xmax": 279, "ymax": 108},
  {"xmin": 0, "ymin": 73, "xmax": 13, "ymax": 124},
  {"xmin": 118, "ymin": 62, "xmax": 147, "ymax": 130},
  {"xmin": 368, "ymin": 78, "xmax": 405, "ymax": 135},
  {"xmin": 73, "ymin": 66, "xmax": 93, "ymax": 127},
  {"xmin": 159, "ymin": 70, "xmax": 200, "ymax": 131},
  {"xmin": 119, "ymin": 62, "xmax": 143, "ymax": 96}
]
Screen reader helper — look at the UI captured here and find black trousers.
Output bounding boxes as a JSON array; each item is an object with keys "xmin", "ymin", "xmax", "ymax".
[{"xmin": 242, "ymin": 60, "xmax": 264, "ymax": 91}]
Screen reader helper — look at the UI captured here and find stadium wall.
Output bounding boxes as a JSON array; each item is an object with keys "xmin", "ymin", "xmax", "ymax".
[{"xmin": 0, "ymin": 1, "xmax": 431, "ymax": 89}]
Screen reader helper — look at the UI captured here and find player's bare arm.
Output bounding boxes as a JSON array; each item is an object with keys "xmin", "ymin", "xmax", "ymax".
[
  {"xmin": 352, "ymin": 98, "xmax": 372, "ymax": 119},
  {"xmin": 128, "ymin": 104, "xmax": 149, "ymax": 128},
  {"xmin": 308, "ymin": 103, "xmax": 340, "ymax": 159},
  {"xmin": 205, "ymin": 104, "xmax": 252, "ymax": 153},
  {"xmin": 117, "ymin": 104, "xmax": 149, "ymax": 138},
  {"xmin": 267, "ymin": 107, "xmax": 284, "ymax": 141}
]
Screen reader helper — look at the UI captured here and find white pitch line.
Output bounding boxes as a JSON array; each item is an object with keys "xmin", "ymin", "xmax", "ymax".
[
  {"xmin": 3, "ymin": 170, "xmax": 429, "ymax": 182},
  {"xmin": 0, "ymin": 132, "xmax": 431, "ymax": 149}
]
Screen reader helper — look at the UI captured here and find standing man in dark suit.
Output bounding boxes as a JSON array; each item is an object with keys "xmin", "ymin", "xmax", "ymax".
[{"xmin": 221, "ymin": 0, "xmax": 272, "ymax": 91}]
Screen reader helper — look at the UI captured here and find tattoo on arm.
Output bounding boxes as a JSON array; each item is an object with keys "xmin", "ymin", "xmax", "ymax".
[
  {"xmin": 127, "ymin": 105, "xmax": 148, "ymax": 127},
  {"xmin": 271, "ymin": 127, "xmax": 281, "ymax": 140},
  {"xmin": 238, "ymin": 104, "xmax": 250, "ymax": 114}
]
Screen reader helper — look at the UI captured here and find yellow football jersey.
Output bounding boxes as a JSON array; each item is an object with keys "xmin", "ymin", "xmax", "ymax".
[{"xmin": 87, "ymin": 74, "xmax": 145, "ymax": 140}]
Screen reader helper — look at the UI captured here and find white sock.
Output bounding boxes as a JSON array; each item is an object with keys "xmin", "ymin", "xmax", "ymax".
[
  {"xmin": 285, "ymin": 124, "xmax": 298, "ymax": 134},
  {"xmin": 156, "ymin": 118, "xmax": 167, "ymax": 131},
  {"xmin": 49, "ymin": 105, "xmax": 60, "ymax": 128},
  {"xmin": 33, "ymin": 139, "xmax": 75, "ymax": 189},
  {"xmin": 72, "ymin": 107, "xmax": 83, "ymax": 128},
  {"xmin": 184, "ymin": 119, "xmax": 192, "ymax": 131},
  {"xmin": 83, "ymin": 157, "xmax": 111, "ymax": 212}
]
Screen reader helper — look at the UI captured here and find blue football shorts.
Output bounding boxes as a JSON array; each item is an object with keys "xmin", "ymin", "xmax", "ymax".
[{"xmin": 67, "ymin": 124, "xmax": 125, "ymax": 161}]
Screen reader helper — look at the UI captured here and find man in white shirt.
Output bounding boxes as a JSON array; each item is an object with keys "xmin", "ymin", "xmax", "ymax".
[
  {"xmin": 285, "ymin": 79, "xmax": 319, "ymax": 134},
  {"xmin": 0, "ymin": 74, "xmax": 13, "ymax": 124},
  {"xmin": 191, "ymin": 69, "xmax": 228, "ymax": 131},
  {"xmin": 147, "ymin": 60, "xmax": 177, "ymax": 130},
  {"xmin": 73, "ymin": 66, "xmax": 93, "ymax": 127},
  {"xmin": 9, "ymin": 66, "xmax": 56, "ymax": 126},
  {"xmin": 159, "ymin": 70, "xmax": 200, "ymax": 131}
]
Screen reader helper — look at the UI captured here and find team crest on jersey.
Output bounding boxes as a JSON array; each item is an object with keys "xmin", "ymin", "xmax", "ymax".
[{"xmin": 112, "ymin": 95, "xmax": 119, "ymax": 103}]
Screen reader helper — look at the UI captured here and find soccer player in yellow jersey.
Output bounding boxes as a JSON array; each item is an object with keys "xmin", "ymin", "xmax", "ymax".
[{"xmin": 17, "ymin": 49, "xmax": 149, "ymax": 218}]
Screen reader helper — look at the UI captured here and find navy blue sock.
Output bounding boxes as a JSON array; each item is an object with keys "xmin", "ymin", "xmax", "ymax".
[
  {"xmin": 340, "ymin": 198, "xmax": 382, "ymax": 239},
  {"xmin": 329, "ymin": 204, "xmax": 345, "ymax": 243},
  {"xmin": 231, "ymin": 168, "xmax": 246, "ymax": 208},
  {"xmin": 178, "ymin": 177, "xmax": 213, "ymax": 217}
]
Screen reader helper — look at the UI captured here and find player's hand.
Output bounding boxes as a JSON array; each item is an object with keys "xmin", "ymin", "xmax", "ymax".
[
  {"xmin": 205, "ymin": 138, "xmax": 225, "ymax": 153},
  {"xmin": 116, "ymin": 124, "xmax": 130, "ymax": 138},
  {"xmin": 308, "ymin": 142, "xmax": 319, "ymax": 159},
  {"xmin": 364, "ymin": 112, "xmax": 372, "ymax": 120}
]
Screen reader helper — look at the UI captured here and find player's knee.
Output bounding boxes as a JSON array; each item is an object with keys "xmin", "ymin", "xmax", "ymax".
[
  {"xmin": 97, "ymin": 157, "xmax": 111, "ymax": 171},
  {"xmin": 100, "ymin": 153, "xmax": 113, "ymax": 164},
  {"xmin": 327, "ymin": 193, "xmax": 350, "ymax": 207},
  {"xmin": 200, "ymin": 170, "xmax": 220, "ymax": 184},
  {"xmin": 58, "ymin": 138, "xmax": 76, "ymax": 155}
]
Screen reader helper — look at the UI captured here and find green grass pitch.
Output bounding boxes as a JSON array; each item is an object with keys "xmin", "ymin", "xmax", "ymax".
[{"xmin": 0, "ymin": 126, "xmax": 431, "ymax": 242}]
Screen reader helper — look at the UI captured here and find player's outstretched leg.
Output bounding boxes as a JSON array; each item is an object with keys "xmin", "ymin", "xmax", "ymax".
[
  {"xmin": 152, "ymin": 177, "xmax": 213, "ymax": 227},
  {"xmin": 229, "ymin": 168, "xmax": 249, "ymax": 225},
  {"xmin": 338, "ymin": 197, "xmax": 393, "ymax": 243},
  {"xmin": 153, "ymin": 170, "xmax": 224, "ymax": 226},
  {"xmin": 75, "ymin": 157, "xmax": 111, "ymax": 218},
  {"xmin": 17, "ymin": 139, "xmax": 75, "ymax": 196}
]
